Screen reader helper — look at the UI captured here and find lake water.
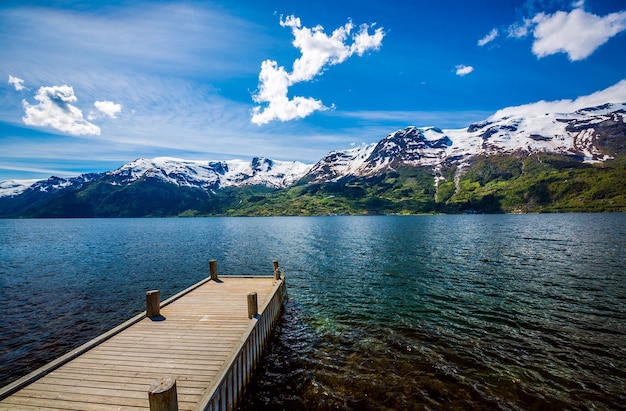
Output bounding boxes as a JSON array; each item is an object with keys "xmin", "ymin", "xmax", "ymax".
[{"xmin": 1, "ymin": 215, "xmax": 624, "ymax": 410}]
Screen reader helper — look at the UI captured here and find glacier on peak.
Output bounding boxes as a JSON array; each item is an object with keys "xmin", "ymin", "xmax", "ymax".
[{"xmin": 489, "ymin": 80, "xmax": 626, "ymax": 120}]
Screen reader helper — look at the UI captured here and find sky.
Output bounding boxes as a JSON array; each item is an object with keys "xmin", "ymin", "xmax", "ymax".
[{"xmin": 1, "ymin": 0, "xmax": 626, "ymax": 181}]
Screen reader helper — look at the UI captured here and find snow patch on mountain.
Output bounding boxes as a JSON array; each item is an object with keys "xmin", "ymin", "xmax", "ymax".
[
  {"xmin": 490, "ymin": 79, "xmax": 626, "ymax": 120},
  {"xmin": 305, "ymin": 144, "xmax": 375, "ymax": 182},
  {"xmin": 466, "ymin": 103, "xmax": 625, "ymax": 161},
  {"xmin": 107, "ymin": 157, "xmax": 312, "ymax": 190}
]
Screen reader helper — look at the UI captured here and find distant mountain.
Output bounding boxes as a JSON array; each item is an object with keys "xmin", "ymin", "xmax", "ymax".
[
  {"xmin": 1, "ymin": 102, "xmax": 624, "ymax": 216},
  {"xmin": 104, "ymin": 156, "xmax": 310, "ymax": 191},
  {"xmin": 0, "ymin": 157, "xmax": 311, "ymax": 217},
  {"xmin": 0, "ymin": 157, "xmax": 310, "ymax": 199}
]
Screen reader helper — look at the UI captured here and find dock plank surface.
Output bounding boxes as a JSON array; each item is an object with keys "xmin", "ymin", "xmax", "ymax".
[{"xmin": 0, "ymin": 275, "xmax": 284, "ymax": 411}]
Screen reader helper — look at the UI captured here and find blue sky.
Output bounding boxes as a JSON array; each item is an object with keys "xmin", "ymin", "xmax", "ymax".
[{"xmin": 1, "ymin": 0, "xmax": 625, "ymax": 181}]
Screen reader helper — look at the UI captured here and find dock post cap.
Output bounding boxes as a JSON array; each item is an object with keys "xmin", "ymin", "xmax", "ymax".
[
  {"xmin": 148, "ymin": 376, "xmax": 178, "ymax": 411},
  {"xmin": 146, "ymin": 290, "xmax": 161, "ymax": 318}
]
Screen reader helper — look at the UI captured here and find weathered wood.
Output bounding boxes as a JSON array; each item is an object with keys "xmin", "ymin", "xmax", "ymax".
[
  {"xmin": 146, "ymin": 290, "xmax": 161, "ymax": 318},
  {"xmin": 209, "ymin": 259, "xmax": 218, "ymax": 281},
  {"xmin": 247, "ymin": 292, "xmax": 258, "ymax": 319},
  {"xmin": 272, "ymin": 260, "xmax": 279, "ymax": 280},
  {"xmin": 149, "ymin": 376, "xmax": 178, "ymax": 411}
]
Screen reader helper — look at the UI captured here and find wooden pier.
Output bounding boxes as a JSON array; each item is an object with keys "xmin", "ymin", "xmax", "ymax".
[{"xmin": 0, "ymin": 260, "xmax": 287, "ymax": 411}]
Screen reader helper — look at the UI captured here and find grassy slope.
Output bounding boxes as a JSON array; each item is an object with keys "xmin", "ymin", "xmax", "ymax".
[{"xmin": 441, "ymin": 153, "xmax": 626, "ymax": 213}]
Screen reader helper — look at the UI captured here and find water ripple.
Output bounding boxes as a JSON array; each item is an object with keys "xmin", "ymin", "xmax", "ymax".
[{"xmin": 1, "ymin": 215, "xmax": 625, "ymax": 410}]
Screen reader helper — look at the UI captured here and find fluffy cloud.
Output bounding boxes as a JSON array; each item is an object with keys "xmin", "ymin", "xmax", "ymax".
[
  {"xmin": 478, "ymin": 28, "xmax": 498, "ymax": 46},
  {"xmin": 504, "ymin": 3, "xmax": 626, "ymax": 61},
  {"xmin": 8, "ymin": 75, "xmax": 25, "ymax": 91},
  {"xmin": 531, "ymin": 7, "xmax": 626, "ymax": 61},
  {"xmin": 455, "ymin": 64, "xmax": 474, "ymax": 76},
  {"xmin": 94, "ymin": 100, "xmax": 122, "ymax": 118},
  {"xmin": 22, "ymin": 85, "xmax": 101, "ymax": 135},
  {"xmin": 252, "ymin": 15, "xmax": 384, "ymax": 125},
  {"xmin": 251, "ymin": 60, "xmax": 325, "ymax": 125}
]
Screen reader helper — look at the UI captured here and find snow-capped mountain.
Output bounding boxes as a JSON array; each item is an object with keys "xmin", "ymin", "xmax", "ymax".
[
  {"xmin": 306, "ymin": 102, "xmax": 625, "ymax": 183},
  {"xmin": 305, "ymin": 126, "xmax": 453, "ymax": 182},
  {"xmin": 1, "ymin": 102, "xmax": 624, "ymax": 199},
  {"xmin": 16, "ymin": 173, "xmax": 104, "ymax": 197},
  {"xmin": 107, "ymin": 157, "xmax": 311, "ymax": 191},
  {"xmin": 0, "ymin": 157, "xmax": 312, "ymax": 198}
]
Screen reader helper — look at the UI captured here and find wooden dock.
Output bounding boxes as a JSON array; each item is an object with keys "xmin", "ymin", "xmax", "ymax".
[{"xmin": 0, "ymin": 260, "xmax": 287, "ymax": 411}]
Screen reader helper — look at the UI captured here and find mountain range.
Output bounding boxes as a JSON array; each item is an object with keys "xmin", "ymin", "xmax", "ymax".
[{"xmin": 1, "ymin": 101, "xmax": 624, "ymax": 217}]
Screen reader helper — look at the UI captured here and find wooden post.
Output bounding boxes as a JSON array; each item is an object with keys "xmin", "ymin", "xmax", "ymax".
[
  {"xmin": 272, "ymin": 260, "xmax": 280, "ymax": 280},
  {"xmin": 148, "ymin": 376, "xmax": 178, "ymax": 411},
  {"xmin": 146, "ymin": 290, "xmax": 160, "ymax": 318},
  {"xmin": 209, "ymin": 259, "xmax": 218, "ymax": 281},
  {"xmin": 247, "ymin": 292, "xmax": 258, "ymax": 318}
]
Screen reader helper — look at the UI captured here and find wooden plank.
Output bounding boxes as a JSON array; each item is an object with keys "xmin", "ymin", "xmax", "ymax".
[
  {"xmin": 33, "ymin": 377, "xmax": 207, "ymax": 397},
  {"xmin": 2, "ymin": 394, "xmax": 191, "ymax": 411},
  {"xmin": 13, "ymin": 383, "xmax": 201, "ymax": 404},
  {"xmin": 44, "ymin": 372, "xmax": 210, "ymax": 389},
  {"xmin": 1, "ymin": 275, "xmax": 284, "ymax": 411}
]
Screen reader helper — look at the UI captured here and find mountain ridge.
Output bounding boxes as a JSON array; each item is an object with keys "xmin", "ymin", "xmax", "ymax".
[
  {"xmin": 3, "ymin": 101, "xmax": 624, "ymax": 199},
  {"xmin": 1, "ymin": 101, "xmax": 624, "ymax": 216}
]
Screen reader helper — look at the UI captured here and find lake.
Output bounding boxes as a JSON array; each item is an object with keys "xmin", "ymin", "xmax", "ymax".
[{"xmin": 1, "ymin": 215, "xmax": 625, "ymax": 410}]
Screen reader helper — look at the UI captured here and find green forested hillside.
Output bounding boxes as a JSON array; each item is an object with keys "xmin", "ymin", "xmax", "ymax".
[
  {"xmin": 437, "ymin": 154, "xmax": 626, "ymax": 213},
  {"xmin": 224, "ymin": 153, "xmax": 626, "ymax": 215}
]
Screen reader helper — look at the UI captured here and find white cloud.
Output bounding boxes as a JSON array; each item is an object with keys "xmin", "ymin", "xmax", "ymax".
[
  {"xmin": 94, "ymin": 100, "xmax": 122, "ymax": 118},
  {"xmin": 0, "ymin": 5, "xmax": 262, "ymax": 80},
  {"xmin": 478, "ymin": 28, "xmax": 498, "ymax": 46},
  {"xmin": 504, "ymin": 3, "xmax": 626, "ymax": 60},
  {"xmin": 455, "ymin": 64, "xmax": 474, "ymax": 76},
  {"xmin": 22, "ymin": 85, "xmax": 101, "ymax": 135},
  {"xmin": 507, "ymin": 18, "xmax": 533, "ymax": 38},
  {"xmin": 531, "ymin": 7, "xmax": 626, "ymax": 61},
  {"xmin": 489, "ymin": 78, "xmax": 626, "ymax": 119},
  {"xmin": 251, "ymin": 59, "xmax": 325, "ymax": 125},
  {"xmin": 8, "ymin": 75, "xmax": 25, "ymax": 91},
  {"xmin": 350, "ymin": 22, "xmax": 385, "ymax": 55},
  {"xmin": 251, "ymin": 15, "xmax": 384, "ymax": 125}
]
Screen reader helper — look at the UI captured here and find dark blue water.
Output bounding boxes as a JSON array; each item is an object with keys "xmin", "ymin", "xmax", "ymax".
[{"xmin": 1, "ymin": 215, "xmax": 625, "ymax": 410}]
